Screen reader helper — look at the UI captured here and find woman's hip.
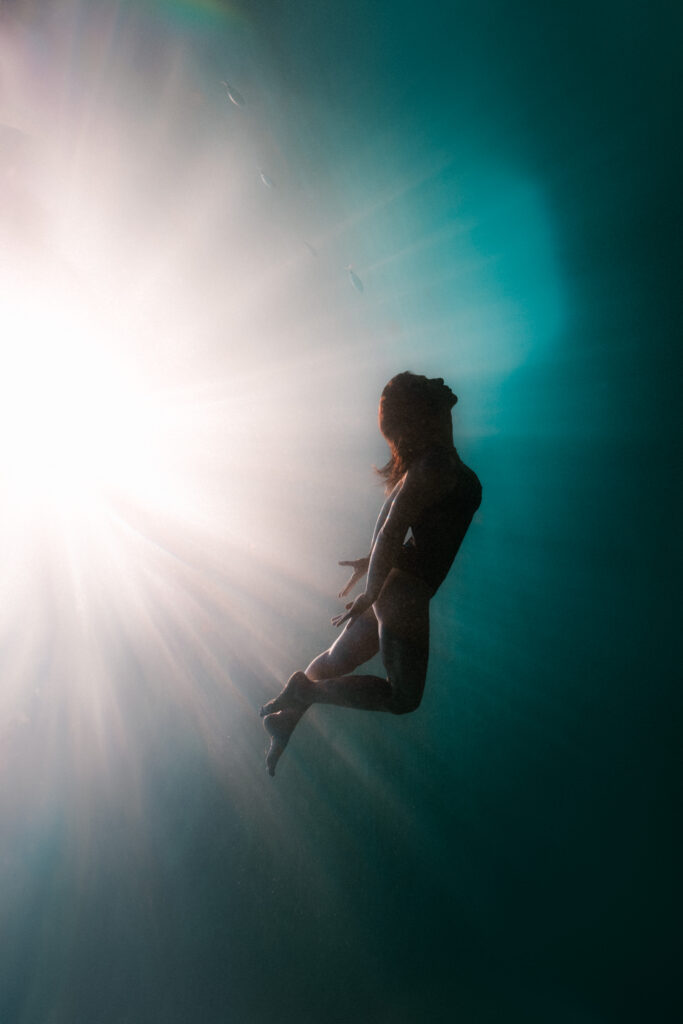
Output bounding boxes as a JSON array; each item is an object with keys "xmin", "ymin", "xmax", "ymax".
[{"xmin": 374, "ymin": 568, "xmax": 431, "ymax": 641}]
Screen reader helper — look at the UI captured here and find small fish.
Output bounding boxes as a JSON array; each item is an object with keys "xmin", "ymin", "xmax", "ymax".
[
  {"xmin": 258, "ymin": 169, "xmax": 275, "ymax": 189},
  {"xmin": 346, "ymin": 265, "xmax": 364, "ymax": 293},
  {"xmin": 221, "ymin": 81, "xmax": 245, "ymax": 108},
  {"xmin": 303, "ymin": 241, "xmax": 317, "ymax": 257}
]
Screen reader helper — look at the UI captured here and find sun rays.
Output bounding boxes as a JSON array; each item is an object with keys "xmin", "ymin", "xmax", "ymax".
[
  {"xmin": 0, "ymin": 2, "xmax": 376, "ymax": 794},
  {"xmin": 0, "ymin": 0, "xmax": 563, "ymax": 809}
]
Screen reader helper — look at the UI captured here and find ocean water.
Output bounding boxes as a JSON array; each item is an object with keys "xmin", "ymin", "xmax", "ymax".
[{"xmin": 0, "ymin": 2, "xmax": 680, "ymax": 1022}]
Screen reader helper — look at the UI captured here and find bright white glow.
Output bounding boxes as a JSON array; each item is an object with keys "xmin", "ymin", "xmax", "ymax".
[
  {"xmin": 0, "ymin": 0, "xmax": 348, "ymax": 781},
  {"xmin": 0, "ymin": 284, "xmax": 168, "ymax": 520}
]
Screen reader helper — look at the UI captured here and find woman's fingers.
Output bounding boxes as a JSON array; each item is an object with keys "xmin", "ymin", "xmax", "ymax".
[
  {"xmin": 332, "ymin": 600, "xmax": 355, "ymax": 627},
  {"xmin": 337, "ymin": 558, "xmax": 369, "ymax": 597},
  {"xmin": 338, "ymin": 577, "xmax": 357, "ymax": 598},
  {"xmin": 339, "ymin": 567, "xmax": 366, "ymax": 597}
]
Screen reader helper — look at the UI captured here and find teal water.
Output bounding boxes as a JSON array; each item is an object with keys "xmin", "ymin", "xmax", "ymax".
[{"xmin": 1, "ymin": 1, "xmax": 680, "ymax": 1022}]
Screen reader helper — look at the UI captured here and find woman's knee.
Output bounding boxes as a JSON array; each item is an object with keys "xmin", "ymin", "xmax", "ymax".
[
  {"xmin": 305, "ymin": 651, "xmax": 333, "ymax": 681},
  {"xmin": 306, "ymin": 613, "xmax": 379, "ymax": 681},
  {"xmin": 389, "ymin": 688, "xmax": 423, "ymax": 715}
]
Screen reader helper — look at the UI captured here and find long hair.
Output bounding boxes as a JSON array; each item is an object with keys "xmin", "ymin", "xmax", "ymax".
[{"xmin": 376, "ymin": 372, "xmax": 452, "ymax": 491}]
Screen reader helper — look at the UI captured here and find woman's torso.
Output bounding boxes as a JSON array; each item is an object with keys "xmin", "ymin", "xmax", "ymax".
[{"xmin": 396, "ymin": 448, "xmax": 482, "ymax": 594}]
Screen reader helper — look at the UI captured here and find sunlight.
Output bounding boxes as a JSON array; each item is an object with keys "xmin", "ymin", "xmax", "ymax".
[{"xmin": 0, "ymin": 284, "xmax": 166, "ymax": 522}]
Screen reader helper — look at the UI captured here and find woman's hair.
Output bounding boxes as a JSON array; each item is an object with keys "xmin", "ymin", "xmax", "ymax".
[{"xmin": 376, "ymin": 371, "xmax": 452, "ymax": 491}]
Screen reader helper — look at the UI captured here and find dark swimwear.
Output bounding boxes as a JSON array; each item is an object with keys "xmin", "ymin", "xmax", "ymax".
[{"xmin": 396, "ymin": 460, "xmax": 482, "ymax": 594}]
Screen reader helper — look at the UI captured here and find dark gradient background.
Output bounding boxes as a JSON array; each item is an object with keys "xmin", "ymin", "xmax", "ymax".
[{"xmin": 0, "ymin": 2, "xmax": 680, "ymax": 1022}]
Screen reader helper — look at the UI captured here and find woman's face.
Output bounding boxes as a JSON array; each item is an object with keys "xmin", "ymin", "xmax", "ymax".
[{"xmin": 420, "ymin": 375, "xmax": 458, "ymax": 409}]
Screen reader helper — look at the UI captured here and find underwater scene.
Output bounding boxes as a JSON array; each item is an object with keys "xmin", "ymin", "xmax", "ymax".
[{"xmin": 0, "ymin": 1, "xmax": 680, "ymax": 1021}]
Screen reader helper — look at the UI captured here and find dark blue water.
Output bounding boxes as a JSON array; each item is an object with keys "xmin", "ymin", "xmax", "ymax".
[{"xmin": 1, "ymin": 2, "xmax": 680, "ymax": 1021}]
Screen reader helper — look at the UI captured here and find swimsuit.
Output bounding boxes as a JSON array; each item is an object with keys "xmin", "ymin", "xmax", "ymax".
[{"xmin": 396, "ymin": 460, "xmax": 482, "ymax": 594}]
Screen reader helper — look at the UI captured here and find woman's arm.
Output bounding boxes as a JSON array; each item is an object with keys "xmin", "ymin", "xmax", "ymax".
[
  {"xmin": 333, "ymin": 458, "xmax": 442, "ymax": 627},
  {"xmin": 337, "ymin": 480, "xmax": 403, "ymax": 598},
  {"xmin": 370, "ymin": 480, "xmax": 402, "ymax": 547},
  {"xmin": 363, "ymin": 475, "xmax": 419, "ymax": 602}
]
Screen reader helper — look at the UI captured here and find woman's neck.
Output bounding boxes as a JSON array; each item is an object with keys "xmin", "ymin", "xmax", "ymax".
[{"xmin": 428, "ymin": 411, "xmax": 455, "ymax": 449}]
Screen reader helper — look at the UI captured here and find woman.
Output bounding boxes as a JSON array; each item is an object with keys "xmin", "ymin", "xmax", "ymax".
[{"xmin": 260, "ymin": 371, "xmax": 482, "ymax": 776}]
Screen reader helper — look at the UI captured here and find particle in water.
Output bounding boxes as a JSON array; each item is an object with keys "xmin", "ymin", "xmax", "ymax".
[
  {"xmin": 259, "ymin": 169, "xmax": 275, "ymax": 189},
  {"xmin": 346, "ymin": 265, "xmax": 364, "ymax": 293},
  {"xmin": 221, "ymin": 81, "xmax": 245, "ymax": 108}
]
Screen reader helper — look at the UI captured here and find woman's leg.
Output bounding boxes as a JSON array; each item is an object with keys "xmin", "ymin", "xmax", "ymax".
[
  {"xmin": 265, "ymin": 570, "xmax": 430, "ymax": 719},
  {"xmin": 262, "ymin": 571, "xmax": 430, "ymax": 774},
  {"xmin": 305, "ymin": 607, "xmax": 381, "ymax": 682},
  {"xmin": 292, "ymin": 570, "xmax": 430, "ymax": 713},
  {"xmin": 261, "ymin": 608, "xmax": 380, "ymax": 775},
  {"xmin": 260, "ymin": 607, "xmax": 380, "ymax": 717}
]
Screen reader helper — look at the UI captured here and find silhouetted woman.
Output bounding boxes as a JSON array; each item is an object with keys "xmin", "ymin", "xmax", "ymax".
[{"xmin": 260, "ymin": 372, "xmax": 482, "ymax": 776}]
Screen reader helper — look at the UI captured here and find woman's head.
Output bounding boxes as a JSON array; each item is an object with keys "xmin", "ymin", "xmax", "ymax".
[{"xmin": 377, "ymin": 372, "xmax": 457, "ymax": 489}]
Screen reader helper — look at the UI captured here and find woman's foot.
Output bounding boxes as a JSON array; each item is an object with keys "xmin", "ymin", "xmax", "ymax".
[
  {"xmin": 259, "ymin": 671, "xmax": 309, "ymax": 718},
  {"xmin": 263, "ymin": 707, "xmax": 306, "ymax": 777}
]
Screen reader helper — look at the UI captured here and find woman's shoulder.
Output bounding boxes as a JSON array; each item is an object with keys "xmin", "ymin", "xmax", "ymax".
[
  {"xmin": 406, "ymin": 446, "xmax": 481, "ymax": 514},
  {"xmin": 413, "ymin": 445, "xmax": 461, "ymax": 479},
  {"xmin": 405, "ymin": 446, "xmax": 461, "ymax": 499}
]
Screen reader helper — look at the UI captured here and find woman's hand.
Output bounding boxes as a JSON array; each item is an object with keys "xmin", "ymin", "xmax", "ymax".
[
  {"xmin": 331, "ymin": 592, "xmax": 374, "ymax": 629},
  {"xmin": 337, "ymin": 556, "xmax": 370, "ymax": 598}
]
